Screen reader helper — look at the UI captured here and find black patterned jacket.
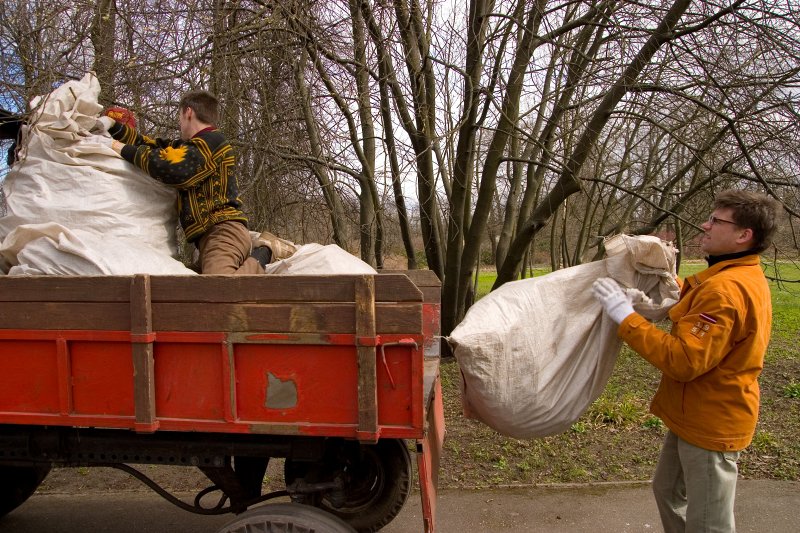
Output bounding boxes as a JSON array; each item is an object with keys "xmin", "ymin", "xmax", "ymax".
[{"xmin": 109, "ymin": 122, "xmax": 247, "ymax": 242}]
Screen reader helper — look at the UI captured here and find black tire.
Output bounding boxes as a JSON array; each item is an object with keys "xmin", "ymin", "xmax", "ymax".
[
  {"xmin": 216, "ymin": 502, "xmax": 356, "ymax": 533},
  {"xmin": 0, "ymin": 464, "xmax": 52, "ymax": 518},
  {"xmin": 284, "ymin": 439, "xmax": 412, "ymax": 533}
]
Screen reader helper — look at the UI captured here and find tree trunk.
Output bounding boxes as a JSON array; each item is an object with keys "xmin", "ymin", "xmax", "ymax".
[
  {"xmin": 293, "ymin": 49, "xmax": 348, "ymax": 246},
  {"xmin": 90, "ymin": 0, "xmax": 116, "ymax": 106}
]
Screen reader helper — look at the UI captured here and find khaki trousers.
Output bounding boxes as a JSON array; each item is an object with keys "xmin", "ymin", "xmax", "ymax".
[
  {"xmin": 197, "ymin": 220, "xmax": 263, "ymax": 275},
  {"xmin": 652, "ymin": 430, "xmax": 740, "ymax": 533}
]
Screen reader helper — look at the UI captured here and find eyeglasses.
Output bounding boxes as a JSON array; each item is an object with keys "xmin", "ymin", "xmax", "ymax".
[{"xmin": 707, "ymin": 215, "xmax": 738, "ymax": 226}]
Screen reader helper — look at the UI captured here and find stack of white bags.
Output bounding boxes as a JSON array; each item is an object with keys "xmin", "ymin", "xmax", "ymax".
[
  {"xmin": 0, "ymin": 72, "xmax": 194, "ymax": 275},
  {"xmin": 0, "ymin": 72, "xmax": 378, "ymax": 277}
]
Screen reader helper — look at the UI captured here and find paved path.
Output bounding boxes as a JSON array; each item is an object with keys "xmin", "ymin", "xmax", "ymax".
[{"xmin": 3, "ymin": 480, "xmax": 798, "ymax": 532}]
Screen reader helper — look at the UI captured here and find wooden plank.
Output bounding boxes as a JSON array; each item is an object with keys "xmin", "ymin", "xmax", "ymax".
[
  {"xmin": 151, "ymin": 302, "xmax": 421, "ymax": 334},
  {"xmin": 151, "ymin": 275, "xmax": 356, "ymax": 303},
  {"xmin": 0, "ymin": 276, "xmax": 131, "ymax": 302},
  {"xmin": 415, "ymin": 285, "xmax": 441, "ymax": 305},
  {"xmin": 355, "ymin": 275, "xmax": 378, "ymax": 442},
  {"xmin": 379, "ymin": 270, "xmax": 440, "ymax": 303},
  {"xmin": 374, "ymin": 274, "xmax": 425, "ymax": 302},
  {"xmin": 382, "ymin": 269, "xmax": 441, "ymax": 288},
  {"xmin": 130, "ymin": 275, "xmax": 158, "ymax": 432},
  {"xmin": 0, "ymin": 302, "xmax": 130, "ymax": 330},
  {"xmin": 149, "ymin": 274, "xmax": 422, "ymax": 303},
  {"xmin": 0, "ymin": 302, "xmax": 421, "ymax": 333},
  {"xmin": 0, "ymin": 273, "xmax": 427, "ymax": 304},
  {"xmin": 418, "ymin": 373, "xmax": 445, "ymax": 533}
]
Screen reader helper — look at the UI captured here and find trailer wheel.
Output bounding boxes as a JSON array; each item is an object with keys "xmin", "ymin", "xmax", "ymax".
[
  {"xmin": 284, "ymin": 439, "xmax": 412, "ymax": 533},
  {"xmin": 0, "ymin": 464, "xmax": 51, "ymax": 518},
  {"xmin": 216, "ymin": 502, "xmax": 356, "ymax": 533}
]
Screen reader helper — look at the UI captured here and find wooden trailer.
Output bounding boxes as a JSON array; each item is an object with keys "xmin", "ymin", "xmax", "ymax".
[{"xmin": 0, "ymin": 270, "xmax": 444, "ymax": 532}]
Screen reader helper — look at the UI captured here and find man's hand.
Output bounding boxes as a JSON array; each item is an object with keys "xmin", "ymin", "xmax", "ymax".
[
  {"xmin": 82, "ymin": 134, "xmax": 123, "ymax": 154},
  {"xmin": 591, "ymin": 277, "xmax": 635, "ymax": 324},
  {"xmin": 90, "ymin": 116, "xmax": 115, "ymax": 134}
]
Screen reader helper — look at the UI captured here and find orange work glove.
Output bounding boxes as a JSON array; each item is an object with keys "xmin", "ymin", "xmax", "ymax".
[{"xmin": 104, "ymin": 106, "xmax": 137, "ymax": 128}]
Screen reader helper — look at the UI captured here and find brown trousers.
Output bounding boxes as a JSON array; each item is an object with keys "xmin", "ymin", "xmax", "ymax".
[{"xmin": 197, "ymin": 220, "xmax": 263, "ymax": 275}]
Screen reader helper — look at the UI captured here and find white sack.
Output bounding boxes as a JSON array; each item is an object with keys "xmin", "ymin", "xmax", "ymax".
[
  {"xmin": 263, "ymin": 243, "xmax": 377, "ymax": 275},
  {"xmin": 2, "ymin": 223, "xmax": 194, "ymax": 275},
  {"xmin": 0, "ymin": 72, "xmax": 192, "ymax": 275},
  {"xmin": 448, "ymin": 234, "xmax": 679, "ymax": 439}
]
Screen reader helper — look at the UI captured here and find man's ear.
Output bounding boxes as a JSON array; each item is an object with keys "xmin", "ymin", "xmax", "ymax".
[{"xmin": 736, "ymin": 227, "xmax": 754, "ymax": 246}]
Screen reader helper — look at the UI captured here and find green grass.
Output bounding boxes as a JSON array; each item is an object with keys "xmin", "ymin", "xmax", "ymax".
[
  {"xmin": 474, "ymin": 267, "xmax": 548, "ymax": 296},
  {"xmin": 766, "ymin": 262, "xmax": 800, "ymax": 345},
  {"xmin": 784, "ymin": 383, "xmax": 800, "ymax": 398}
]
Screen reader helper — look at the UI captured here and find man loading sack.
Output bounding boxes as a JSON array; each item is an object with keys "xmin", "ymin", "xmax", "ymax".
[
  {"xmin": 592, "ymin": 189, "xmax": 779, "ymax": 533},
  {"xmin": 89, "ymin": 91, "xmax": 294, "ymax": 274}
]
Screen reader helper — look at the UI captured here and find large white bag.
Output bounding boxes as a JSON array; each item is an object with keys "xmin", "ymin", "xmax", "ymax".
[
  {"xmin": 0, "ymin": 72, "xmax": 194, "ymax": 275},
  {"xmin": 448, "ymin": 234, "xmax": 679, "ymax": 439},
  {"xmin": 2, "ymin": 223, "xmax": 194, "ymax": 275},
  {"xmin": 263, "ymin": 243, "xmax": 376, "ymax": 275}
]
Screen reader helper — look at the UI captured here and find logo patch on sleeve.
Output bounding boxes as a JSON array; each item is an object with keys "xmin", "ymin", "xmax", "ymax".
[{"xmin": 690, "ymin": 320, "xmax": 712, "ymax": 338}]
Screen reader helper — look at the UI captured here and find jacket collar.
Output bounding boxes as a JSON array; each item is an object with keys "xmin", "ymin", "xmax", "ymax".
[
  {"xmin": 192, "ymin": 126, "xmax": 216, "ymax": 138},
  {"xmin": 684, "ymin": 254, "xmax": 761, "ymax": 290},
  {"xmin": 706, "ymin": 249, "xmax": 758, "ymax": 267}
]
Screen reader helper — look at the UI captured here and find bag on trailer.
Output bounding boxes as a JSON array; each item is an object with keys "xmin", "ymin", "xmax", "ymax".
[
  {"xmin": 263, "ymin": 243, "xmax": 377, "ymax": 275},
  {"xmin": 0, "ymin": 72, "xmax": 193, "ymax": 275}
]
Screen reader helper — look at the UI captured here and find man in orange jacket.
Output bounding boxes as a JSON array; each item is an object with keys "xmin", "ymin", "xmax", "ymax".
[{"xmin": 592, "ymin": 189, "xmax": 779, "ymax": 533}]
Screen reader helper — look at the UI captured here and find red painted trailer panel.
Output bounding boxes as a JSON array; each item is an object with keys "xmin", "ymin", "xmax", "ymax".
[
  {"xmin": 0, "ymin": 340, "xmax": 60, "ymax": 414},
  {"xmin": 154, "ymin": 341, "xmax": 227, "ymax": 421},
  {"xmin": 0, "ymin": 330, "xmax": 425, "ymax": 439},
  {"xmin": 71, "ymin": 340, "xmax": 134, "ymax": 416},
  {"xmin": 0, "ymin": 272, "xmax": 443, "ymax": 530}
]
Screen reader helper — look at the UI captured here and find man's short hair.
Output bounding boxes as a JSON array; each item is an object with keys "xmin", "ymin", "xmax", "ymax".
[
  {"xmin": 714, "ymin": 189, "xmax": 780, "ymax": 253},
  {"xmin": 179, "ymin": 90, "xmax": 219, "ymax": 125}
]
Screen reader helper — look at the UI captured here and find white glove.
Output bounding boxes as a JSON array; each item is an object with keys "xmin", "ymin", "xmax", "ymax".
[
  {"xmin": 591, "ymin": 277, "xmax": 635, "ymax": 324},
  {"xmin": 90, "ymin": 116, "xmax": 115, "ymax": 133}
]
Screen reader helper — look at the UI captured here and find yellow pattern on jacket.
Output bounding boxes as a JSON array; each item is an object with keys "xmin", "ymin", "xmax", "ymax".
[{"xmin": 618, "ymin": 255, "xmax": 771, "ymax": 452}]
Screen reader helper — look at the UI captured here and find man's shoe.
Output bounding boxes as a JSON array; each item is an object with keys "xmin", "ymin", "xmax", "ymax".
[
  {"xmin": 250, "ymin": 231, "xmax": 298, "ymax": 263},
  {"xmin": 251, "ymin": 246, "xmax": 272, "ymax": 268}
]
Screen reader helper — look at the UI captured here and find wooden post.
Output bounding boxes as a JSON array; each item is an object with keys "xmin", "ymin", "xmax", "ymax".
[
  {"xmin": 355, "ymin": 275, "xmax": 379, "ymax": 442},
  {"xmin": 130, "ymin": 274, "xmax": 158, "ymax": 432}
]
